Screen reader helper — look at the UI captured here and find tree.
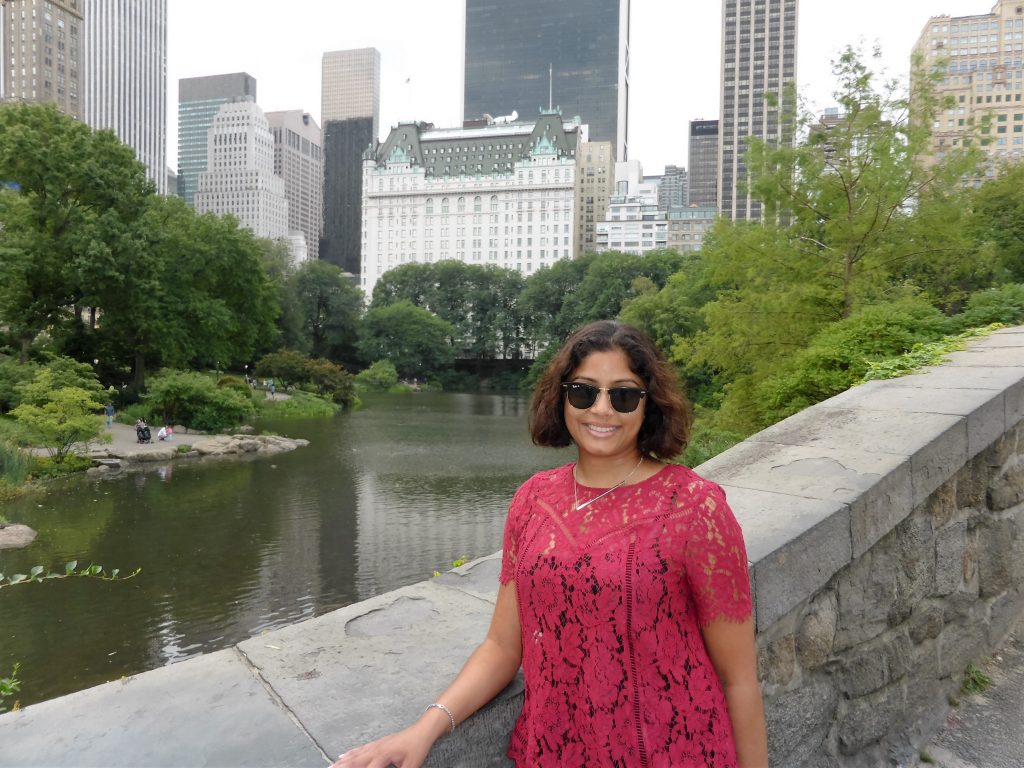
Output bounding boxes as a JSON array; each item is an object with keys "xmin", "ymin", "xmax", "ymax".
[
  {"xmin": 11, "ymin": 369, "xmax": 108, "ymax": 463},
  {"xmin": 0, "ymin": 103, "xmax": 152, "ymax": 361},
  {"xmin": 967, "ymin": 164, "xmax": 1024, "ymax": 283},
  {"xmin": 358, "ymin": 300, "xmax": 456, "ymax": 379},
  {"xmin": 288, "ymin": 260, "xmax": 363, "ymax": 365},
  {"xmin": 685, "ymin": 47, "xmax": 982, "ymax": 425}
]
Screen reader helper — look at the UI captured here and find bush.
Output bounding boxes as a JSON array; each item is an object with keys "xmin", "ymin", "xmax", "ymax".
[
  {"xmin": 953, "ymin": 284, "xmax": 1024, "ymax": 330},
  {"xmin": 145, "ymin": 370, "xmax": 256, "ymax": 433},
  {"xmin": 355, "ymin": 360, "xmax": 399, "ymax": 391},
  {"xmin": 304, "ymin": 358, "xmax": 357, "ymax": 407},
  {"xmin": 30, "ymin": 453, "xmax": 94, "ymax": 479},
  {"xmin": 254, "ymin": 350, "xmax": 310, "ymax": 389},
  {"xmin": 0, "ymin": 356, "xmax": 37, "ymax": 414},
  {"xmin": 259, "ymin": 390, "xmax": 339, "ymax": 418},
  {"xmin": 0, "ymin": 438, "xmax": 31, "ymax": 487},
  {"xmin": 217, "ymin": 375, "xmax": 252, "ymax": 398}
]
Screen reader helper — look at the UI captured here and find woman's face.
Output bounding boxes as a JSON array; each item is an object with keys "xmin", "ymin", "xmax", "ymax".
[{"xmin": 563, "ymin": 348, "xmax": 645, "ymax": 463}]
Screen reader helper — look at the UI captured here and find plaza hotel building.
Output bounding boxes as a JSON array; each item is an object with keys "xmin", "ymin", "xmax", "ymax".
[{"xmin": 360, "ymin": 111, "xmax": 586, "ymax": 299}]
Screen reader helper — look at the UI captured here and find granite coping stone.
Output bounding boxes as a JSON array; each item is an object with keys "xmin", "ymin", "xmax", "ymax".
[
  {"xmin": 710, "ymin": 484, "xmax": 852, "ymax": 630},
  {"xmin": 238, "ymin": 574, "xmax": 515, "ymax": 762},
  {"xmin": 0, "ymin": 648, "xmax": 327, "ymax": 768}
]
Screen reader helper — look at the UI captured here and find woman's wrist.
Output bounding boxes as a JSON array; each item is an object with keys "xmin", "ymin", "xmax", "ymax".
[{"xmin": 415, "ymin": 705, "xmax": 456, "ymax": 743}]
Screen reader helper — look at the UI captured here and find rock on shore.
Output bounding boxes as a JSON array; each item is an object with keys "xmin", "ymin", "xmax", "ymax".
[{"xmin": 0, "ymin": 523, "xmax": 37, "ymax": 550}]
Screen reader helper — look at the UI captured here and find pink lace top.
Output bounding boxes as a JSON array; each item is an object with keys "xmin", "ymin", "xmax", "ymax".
[{"xmin": 499, "ymin": 463, "xmax": 752, "ymax": 768}]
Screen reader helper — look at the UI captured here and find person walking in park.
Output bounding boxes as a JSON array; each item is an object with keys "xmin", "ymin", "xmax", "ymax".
[
  {"xmin": 335, "ymin": 321, "xmax": 767, "ymax": 768},
  {"xmin": 104, "ymin": 402, "xmax": 114, "ymax": 429}
]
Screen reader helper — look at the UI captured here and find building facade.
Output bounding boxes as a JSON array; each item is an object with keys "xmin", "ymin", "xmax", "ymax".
[
  {"xmin": 719, "ymin": 0, "xmax": 798, "ymax": 220},
  {"xmin": 666, "ymin": 206, "xmax": 717, "ymax": 253},
  {"xmin": 83, "ymin": 0, "xmax": 167, "ymax": 193},
  {"xmin": 321, "ymin": 48, "xmax": 380, "ymax": 276},
  {"xmin": 463, "ymin": 0, "xmax": 630, "ymax": 160},
  {"xmin": 575, "ymin": 140, "xmax": 614, "ymax": 257},
  {"xmin": 688, "ymin": 119, "xmax": 719, "ymax": 207},
  {"xmin": 267, "ymin": 110, "xmax": 323, "ymax": 262},
  {"xmin": 194, "ymin": 101, "xmax": 289, "ymax": 244},
  {"xmin": 177, "ymin": 72, "xmax": 257, "ymax": 207},
  {"xmin": 361, "ymin": 111, "xmax": 585, "ymax": 299},
  {"xmin": 915, "ymin": 0, "xmax": 1024, "ymax": 179},
  {"xmin": 1, "ymin": 0, "xmax": 83, "ymax": 117},
  {"xmin": 659, "ymin": 164, "xmax": 688, "ymax": 209},
  {"xmin": 595, "ymin": 160, "xmax": 667, "ymax": 255}
]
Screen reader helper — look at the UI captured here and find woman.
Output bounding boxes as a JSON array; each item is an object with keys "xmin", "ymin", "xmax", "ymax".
[{"xmin": 336, "ymin": 321, "xmax": 767, "ymax": 768}]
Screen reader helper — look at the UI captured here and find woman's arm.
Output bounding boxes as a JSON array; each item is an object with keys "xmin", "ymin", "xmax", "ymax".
[
  {"xmin": 701, "ymin": 616, "xmax": 768, "ymax": 768},
  {"xmin": 333, "ymin": 581, "xmax": 523, "ymax": 768}
]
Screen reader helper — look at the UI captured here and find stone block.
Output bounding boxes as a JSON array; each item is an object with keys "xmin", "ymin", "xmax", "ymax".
[
  {"xmin": 719, "ymin": 485, "xmax": 852, "ymax": 630},
  {"xmin": 975, "ymin": 516, "xmax": 1024, "ymax": 598},
  {"xmin": 797, "ymin": 592, "xmax": 838, "ymax": 671},
  {"xmin": 954, "ymin": 460, "xmax": 987, "ymax": 511},
  {"xmin": 836, "ymin": 632, "xmax": 912, "ymax": 698},
  {"xmin": 987, "ymin": 589, "xmax": 1024, "ymax": 648},
  {"xmin": 944, "ymin": 346, "xmax": 1024, "ymax": 368},
  {"xmin": 837, "ymin": 682, "xmax": 907, "ymax": 755},
  {"xmin": 910, "ymin": 418, "xmax": 969, "ymax": 509},
  {"xmin": 908, "ymin": 603, "xmax": 945, "ymax": 644},
  {"xmin": 835, "ymin": 541, "xmax": 897, "ymax": 652},
  {"xmin": 934, "ymin": 522, "xmax": 967, "ymax": 595},
  {"xmin": 987, "ymin": 454, "xmax": 1024, "ymax": 511},
  {"xmin": 765, "ymin": 680, "xmax": 837, "ymax": 768},
  {"xmin": 1006, "ymin": 380, "xmax": 1024, "ymax": 427},
  {"xmin": 700, "ymin": 438, "xmax": 912, "ymax": 560},
  {"xmin": 937, "ymin": 621, "xmax": 988, "ymax": 678},
  {"xmin": 758, "ymin": 634, "xmax": 797, "ymax": 688},
  {"xmin": 237, "ymin": 580, "xmax": 515, "ymax": 761}
]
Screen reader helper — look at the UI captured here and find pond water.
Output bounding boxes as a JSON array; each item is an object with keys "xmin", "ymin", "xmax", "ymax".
[{"xmin": 0, "ymin": 393, "xmax": 566, "ymax": 708}]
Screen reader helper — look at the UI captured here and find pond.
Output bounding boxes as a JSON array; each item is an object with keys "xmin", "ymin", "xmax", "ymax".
[{"xmin": 0, "ymin": 392, "xmax": 566, "ymax": 708}]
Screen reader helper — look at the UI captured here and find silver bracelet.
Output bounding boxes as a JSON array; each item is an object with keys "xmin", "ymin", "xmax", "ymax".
[{"xmin": 425, "ymin": 702, "xmax": 456, "ymax": 736}]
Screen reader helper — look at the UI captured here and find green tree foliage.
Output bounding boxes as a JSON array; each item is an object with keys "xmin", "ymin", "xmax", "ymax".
[
  {"xmin": 355, "ymin": 360, "xmax": 400, "ymax": 391},
  {"xmin": 287, "ymin": 260, "xmax": 363, "ymax": 365},
  {"xmin": 11, "ymin": 369, "xmax": 108, "ymax": 462},
  {"xmin": 254, "ymin": 349, "xmax": 312, "ymax": 388},
  {"xmin": 0, "ymin": 355, "xmax": 38, "ymax": 413},
  {"xmin": 143, "ymin": 370, "xmax": 256, "ymax": 433},
  {"xmin": 967, "ymin": 164, "xmax": 1024, "ymax": 282},
  {"xmin": 951, "ymin": 283, "xmax": 1024, "ymax": 330},
  {"xmin": 0, "ymin": 103, "xmax": 153, "ymax": 360},
  {"xmin": 358, "ymin": 300, "xmax": 456, "ymax": 379},
  {"xmin": 253, "ymin": 350, "xmax": 356, "ymax": 407},
  {"xmin": 371, "ymin": 261, "xmax": 526, "ymax": 361}
]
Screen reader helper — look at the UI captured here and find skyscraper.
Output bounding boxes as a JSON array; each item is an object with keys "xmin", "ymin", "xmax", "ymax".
[
  {"xmin": 267, "ymin": 110, "xmax": 324, "ymax": 262},
  {"xmin": 321, "ymin": 47, "xmax": 380, "ymax": 276},
  {"xmin": 83, "ymin": 0, "xmax": 168, "ymax": 194},
  {"xmin": 659, "ymin": 165, "xmax": 689, "ymax": 210},
  {"xmin": 688, "ymin": 119, "xmax": 719, "ymax": 208},
  {"xmin": 194, "ymin": 101, "xmax": 289, "ymax": 243},
  {"xmin": 177, "ymin": 72, "xmax": 257, "ymax": 207},
  {"xmin": 1, "ymin": 0, "xmax": 83, "ymax": 118},
  {"xmin": 914, "ymin": 0, "xmax": 1024, "ymax": 179},
  {"xmin": 718, "ymin": 0, "xmax": 798, "ymax": 220},
  {"xmin": 463, "ymin": 0, "xmax": 631, "ymax": 160}
]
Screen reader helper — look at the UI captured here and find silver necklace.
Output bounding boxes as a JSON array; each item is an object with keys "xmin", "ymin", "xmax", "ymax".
[{"xmin": 573, "ymin": 457, "xmax": 645, "ymax": 511}]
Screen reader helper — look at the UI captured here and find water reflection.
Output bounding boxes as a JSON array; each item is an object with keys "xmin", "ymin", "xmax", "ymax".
[{"xmin": 0, "ymin": 393, "xmax": 565, "ymax": 706}]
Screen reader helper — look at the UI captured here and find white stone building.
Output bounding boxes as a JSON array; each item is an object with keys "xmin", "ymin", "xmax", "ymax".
[
  {"xmin": 195, "ymin": 101, "xmax": 290, "ymax": 247},
  {"xmin": 267, "ymin": 109, "xmax": 323, "ymax": 262},
  {"xmin": 595, "ymin": 160, "xmax": 668, "ymax": 255},
  {"xmin": 360, "ymin": 111, "xmax": 586, "ymax": 299}
]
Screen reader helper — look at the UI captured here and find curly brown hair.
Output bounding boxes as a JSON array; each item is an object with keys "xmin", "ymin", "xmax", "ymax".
[{"xmin": 529, "ymin": 321, "xmax": 692, "ymax": 459}]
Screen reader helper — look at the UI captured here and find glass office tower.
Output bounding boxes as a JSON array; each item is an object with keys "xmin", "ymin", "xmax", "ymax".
[{"xmin": 463, "ymin": 0, "xmax": 630, "ymax": 160}]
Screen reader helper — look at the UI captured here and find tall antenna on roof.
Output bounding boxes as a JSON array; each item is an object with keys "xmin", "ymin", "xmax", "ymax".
[{"xmin": 549, "ymin": 63, "xmax": 553, "ymax": 111}]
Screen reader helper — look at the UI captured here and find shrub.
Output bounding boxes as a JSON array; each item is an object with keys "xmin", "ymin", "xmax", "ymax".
[
  {"xmin": 0, "ymin": 439, "xmax": 31, "ymax": 487},
  {"xmin": 260, "ymin": 390, "xmax": 339, "ymax": 418},
  {"xmin": 11, "ymin": 372, "xmax": 109, "ymax": 463},
  {"xmin": 953, "ymin": 283, "xmax": 1024, "ymax": 330},
  {"xmin": 30, "ymin": 453, "xmax": 94, "ymax": 479},
  {"xmin": 254, "ymin": 350, "xmax": 310, "ymax": 389},
  {"xmin": 145, "ymin": 370, "xmax": 256, "ymax": 433},
  {"xmin": 0, "ymin": 356, "xmax": 37, "ymax": 414},
  {"xmin": 304, "ymin": 358, "xmax": 356, "ymax": 407},
  {"xmin": 355, "ymin": 360, "xmax": 399, "ymax": 391},
  {"xmin": 217, "ymin": 375, "xmax": 252, "ymax": 398}
]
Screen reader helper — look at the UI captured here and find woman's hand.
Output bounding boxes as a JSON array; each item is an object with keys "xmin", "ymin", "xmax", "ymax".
[{"xmin": 332, "ymin": 720, "xmax": 437, "ymax": 768}]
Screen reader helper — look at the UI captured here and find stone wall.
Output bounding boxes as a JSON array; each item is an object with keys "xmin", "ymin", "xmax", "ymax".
[{"xmin": 297, "ymin": 327, "xmax": 1024, "ymax": 767}]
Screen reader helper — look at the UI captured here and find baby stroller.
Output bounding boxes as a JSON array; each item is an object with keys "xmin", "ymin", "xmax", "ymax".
[{"xmin": 136, "ymin": 424, "xmax": 152, "ymax": 444}]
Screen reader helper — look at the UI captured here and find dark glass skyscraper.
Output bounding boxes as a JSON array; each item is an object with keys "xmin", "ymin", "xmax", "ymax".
[{"xmin": 463, "ymin": 0, "xmax": 630, "ymax": 160}]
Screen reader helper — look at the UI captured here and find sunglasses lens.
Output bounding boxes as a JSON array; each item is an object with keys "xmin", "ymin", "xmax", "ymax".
[
  {"xmin": 565, "ymin": 383, "xmax": 598, "ymax": 409},
  {"xmin": 609, "ymin": 388, "xmax": 644, "ymax": 413}
]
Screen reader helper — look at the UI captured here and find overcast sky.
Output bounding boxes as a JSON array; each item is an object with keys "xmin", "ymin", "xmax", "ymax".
[{"xmin": 167, "ymin": 0, "xmax": 988, "ymax": 175}]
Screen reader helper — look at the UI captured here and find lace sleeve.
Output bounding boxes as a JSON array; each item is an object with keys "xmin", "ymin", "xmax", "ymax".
[
  {"xmin": 499, "ymin": 475, "xmax": 537, "ymax": 584},
  {"xmin": 683, "ymin": 481, "xmax": 752, "ymax": 626}
]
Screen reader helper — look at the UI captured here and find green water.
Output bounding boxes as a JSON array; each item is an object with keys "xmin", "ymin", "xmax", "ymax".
[{"xmin": 0, "ymin": 392, "xmax": 566, "ymax": 707}]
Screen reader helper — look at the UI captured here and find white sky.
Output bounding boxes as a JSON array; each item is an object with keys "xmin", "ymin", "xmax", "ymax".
[{"xmin": 167, "ymin": 0, "xmax": 989, "ymax": 175}]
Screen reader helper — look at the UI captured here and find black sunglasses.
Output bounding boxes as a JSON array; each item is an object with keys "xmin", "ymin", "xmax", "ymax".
[{"xmin": 561, "ymin": 382, "xmax": 648, "ymax": 414}]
